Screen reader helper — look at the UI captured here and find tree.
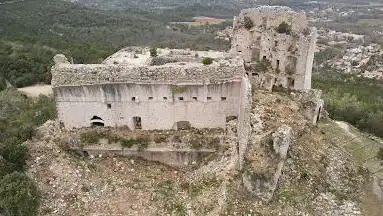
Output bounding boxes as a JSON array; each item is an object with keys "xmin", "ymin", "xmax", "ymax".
[
  {"xmin": 276, "ymin": 22, "xmax": 292, "ymax": 34},
  {"xmin": 150, "ymin": 47, "xmax": 158, "ymax": 57},
  {"xmin": 0, "ymin": 172, "xmax": 41, "ymax": 216},
  {"xmin": 244, "ymin": 16, "xmax": 254, "ymax": 30}
]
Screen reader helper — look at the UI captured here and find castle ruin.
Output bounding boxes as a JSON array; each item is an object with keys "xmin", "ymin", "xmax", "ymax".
[
  {"xmin": 231, "ymin": 6, "xmax": 317, "ymax": 91},
  {"xmin": 51, "ymin": 49, "xmax": 251, "ymax": 130},
  {"xmin": 52, "ymin": 6, "xmax": 317, "ymax": 131},
  {"xmin": 50, "ymin": 6, "xmax": 321, "ymax": 200}
]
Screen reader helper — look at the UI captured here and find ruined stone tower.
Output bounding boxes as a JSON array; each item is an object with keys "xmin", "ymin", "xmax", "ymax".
[{"xmin": 231, "ymin": 6, "xmax": 317, "ymax": 90}]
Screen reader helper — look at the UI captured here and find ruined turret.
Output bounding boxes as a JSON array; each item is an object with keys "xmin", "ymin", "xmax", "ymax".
[{"xmin": 231, "ymin": 6, "xmax": 317, "ymax": 90}]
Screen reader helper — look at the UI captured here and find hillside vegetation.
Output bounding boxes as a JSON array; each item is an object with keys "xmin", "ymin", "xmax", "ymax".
[
  {"xmin": 313, "ymin": 70, "xmax": 383, "ymax": 139},
  {"xmin": 0, "ymin": 0, "xmax": 230, "ymax": 90},
  {"xmin": 0, "ymin": 89, "xmax": 56, "ymax": 215}
]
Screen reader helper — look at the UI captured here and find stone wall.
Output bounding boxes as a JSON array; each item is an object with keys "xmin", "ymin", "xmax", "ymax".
[
  {"xmin": 231, "ymin": 6, "xmax": 317, "ymax": 90},
  {"xmin": 237, "ymin": 77, "xmax": 252, "ymax": 169},
  {"xmin": 54, "ymin": 81, "xmax": 242, "ymax": 129},
  {"xmin": 51, "ymin": 54, "xmax": 245, "ymax": 88}
]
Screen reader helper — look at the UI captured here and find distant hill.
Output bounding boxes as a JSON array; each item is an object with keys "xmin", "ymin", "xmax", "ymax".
[{"xmin": 0, "ymin": 0, "xmax": 231, "ymax": 89}]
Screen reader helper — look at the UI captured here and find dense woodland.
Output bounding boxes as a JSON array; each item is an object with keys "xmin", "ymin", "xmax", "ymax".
[
  {"xmin": 313, "ymin": 68, "xmax": 383, "ymax": 139},
  {"xmin": 0, "ymin": 0, "xmax": 230, "ymax": 90}
]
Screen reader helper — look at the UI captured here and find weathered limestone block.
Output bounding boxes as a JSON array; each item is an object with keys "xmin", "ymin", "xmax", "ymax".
[
  {"xmin": 291, "ymin": 89, "xmax": 324, "ymax": 125},
  {"xmin": 243, "ymin": 125, "xmax": 293, "ymax": 201},
  {"xmin": 237, "ymin": 77, "xmax": 252, "ymax": 169}
]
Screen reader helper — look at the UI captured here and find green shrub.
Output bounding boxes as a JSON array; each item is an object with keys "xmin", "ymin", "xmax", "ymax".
[
  {"xmin": 120, "ymin": 139, "xmax": 140, "ymax": 148},
  {"xmin": 80, "ymin": 131, "xmax": 101, "ymax": 144},
  {"xmin": 202, "ymin": 57, "xmax": 213, "ymax": 65},
  {"xmin": 0, "ymin": 172, "xmax": 41, "ymax": 216},
  {"xmin": 244, "ymin": 16, "xmax": 254, "ymax": 30},
  {"xmin": 0, "ymin": 142, "xmax": 28, "ymax": 171},
  {"xmin": 0, "ymin": 158, "xmax": 16, "ymax": 179},
  {"xmin": 150, "ymin": 47, "xmax": 158, "ymax": 57},
  {"xmin": 276, "ymin": 22, "xmax": 292, "ymax": 34}
]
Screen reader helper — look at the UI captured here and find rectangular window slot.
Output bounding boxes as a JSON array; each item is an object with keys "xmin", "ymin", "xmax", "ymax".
[
  {"xmin": 192, "ymin": 97, "xmax": 197, "ymax": 100},
  {"xmin": 221, "ymin": 97, "xmax": 227, "ymax": 101},
  {"xmin": 133, "ymin": 116, "xmax": 142, "ymax": 130},
  {"xmin": 131, "ymin": 97, "xmax": 136, "ymax": 101},
  {"xmin": 207, "ymin": 97, "xmax": 212, "ymax": 100},
  {"xmin": 148, "ymin": 97, "xmax": 153, "ymax": 100},
  {"xmin": 107, "ymin": 104, "xmax": 111, "ymax": 109},
  {"xmin": 252, "ymin": 73, "xmax": 258, "ymax": 76},
  {"xmin": 179, "ymin": 97, "xmax": 184, "ymax": 101},
  {"xmin": 163, "ymin": 97, "xmax": 168, "ymax": 100}
]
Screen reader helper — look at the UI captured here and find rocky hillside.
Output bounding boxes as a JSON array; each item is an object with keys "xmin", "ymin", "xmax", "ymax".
[{"xmin": 25, "ymin": 90, "xmax": 381, "ymax": 215}]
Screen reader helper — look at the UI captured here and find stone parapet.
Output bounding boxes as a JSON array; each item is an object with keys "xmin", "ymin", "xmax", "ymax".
[{"xmin": 51, "ymin": 61, "xmax": 245, "ymax": 87}]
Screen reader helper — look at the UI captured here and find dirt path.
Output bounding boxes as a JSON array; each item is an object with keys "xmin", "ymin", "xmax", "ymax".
[
  {"xmin": 17, "ymin": 85, "xmax": 52, "ymax": 97},
  {"xmin": 335, "ymin": 121, "xmax": 357, "ymax": 138}
]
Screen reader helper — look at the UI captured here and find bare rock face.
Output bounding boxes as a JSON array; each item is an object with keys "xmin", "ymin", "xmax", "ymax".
[{"xmin": 242, "ymin": 125, "xmax": 293, "ymax": 201}]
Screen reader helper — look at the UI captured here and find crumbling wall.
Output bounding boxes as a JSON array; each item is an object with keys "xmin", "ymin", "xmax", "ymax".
[
  {"xmin": 231, "ymin": 6, "xmax": 317, "ymax": 91},
  {"xmin": 237, "ymin": 77, "xmax": 252, "ymax": 169}
]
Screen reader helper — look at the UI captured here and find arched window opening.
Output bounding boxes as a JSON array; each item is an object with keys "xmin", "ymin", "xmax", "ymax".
[{"xmin": 90, "ymin": 115, "xmax": 105, "ymax": 127}]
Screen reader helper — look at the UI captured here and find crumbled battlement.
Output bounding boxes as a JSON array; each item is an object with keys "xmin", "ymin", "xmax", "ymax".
[
  {"xmin": 51, "ymin": 48, "xmax": 244, "ymax": 87},
  {"xmin": 235, "ymin": 6, "xmax": 309, "ymax": 33},
  {"xmin": 51, "ymin": 61, "xmax": 244, "ymax": 87}
]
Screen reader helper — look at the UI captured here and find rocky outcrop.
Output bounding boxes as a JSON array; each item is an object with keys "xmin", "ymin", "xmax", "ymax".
[{"xmin": 243, "ymin": 125, "xmax": 293, "ymax": 201}]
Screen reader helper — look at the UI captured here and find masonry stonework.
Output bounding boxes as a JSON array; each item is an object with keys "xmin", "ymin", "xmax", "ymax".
[
  {"xmin": 52, "ymin": 48, "xmax": 246, "ymax": 130},
  {"xmin": 231, "ymin": 6, "xmax": 317, "ymax": 90}
]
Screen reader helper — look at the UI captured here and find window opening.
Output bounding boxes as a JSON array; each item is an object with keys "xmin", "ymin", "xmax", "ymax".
[
  {"xmin": 90, "ymin": 115, "xmax": 104, "ymax": 127},
  {"xmin": 131, "ymin": 97, "xmax": 136, "ymax": 101},
  {"xmin": 107, "ymin": 104, "xmax": 111, "ymax": 109},
  {"xmin": 221, "ymin": 97, "xmax": 227, "ymax": 101},
  {"xmin": 148, "ymin": 97, "xmax": 153, "ymax": 100},
  {"xmin": 163, "ymin": 97, "xmax": 168, "ymax": 100},
  {"xmin": 192, "ymin": 97, "xmax": 197, "ymax": 100},
  {"xmin": 133, "ymin": 116, "xmax": 142, "ymax": 129},
  {"xmin": 288, "ymin": 77, "xmax": 295, "ymax": 88},
  {"xmin": 179, "ymin": 97, "xmax": 184, "ymax": 101},
  {"xmin": 207, "ymin": 97, "xmax": 212, "ymax": 100}
]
